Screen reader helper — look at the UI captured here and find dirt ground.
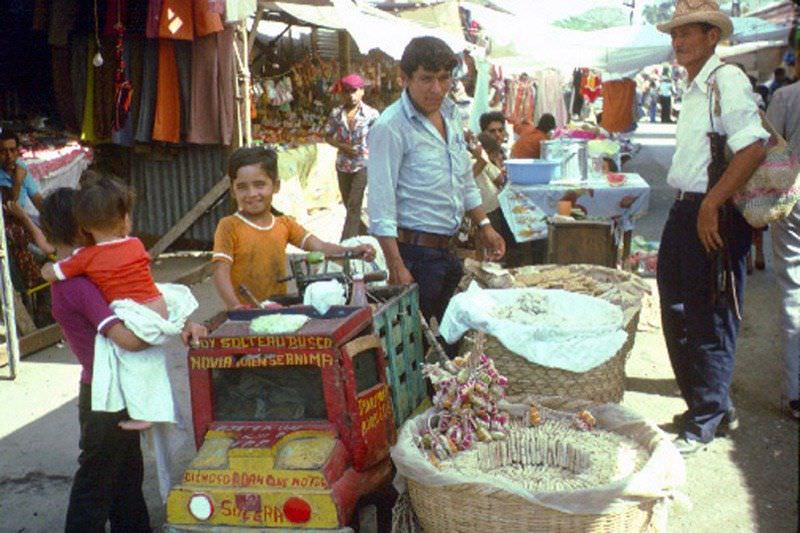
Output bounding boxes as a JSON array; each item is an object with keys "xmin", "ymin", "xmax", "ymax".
[{"xmin": 0, "ymin": 122, "xmax": 797, "ymax": 532}]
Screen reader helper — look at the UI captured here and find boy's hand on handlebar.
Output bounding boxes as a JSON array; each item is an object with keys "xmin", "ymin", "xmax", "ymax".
[
  {"xmin": 181, "ymin": 321, "xmax": 208, "ymax": 348},
  {"xmin": 350, "ymin": 244, "xmax": 376, "ymax": 262}
]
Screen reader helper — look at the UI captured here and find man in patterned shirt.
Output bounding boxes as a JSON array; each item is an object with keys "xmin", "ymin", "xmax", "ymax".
[{"xmin": 325, "ymin": 74, "xmax": 379, "ymax": 240}]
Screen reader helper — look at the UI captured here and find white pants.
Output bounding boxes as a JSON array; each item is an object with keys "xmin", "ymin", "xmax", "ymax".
[{"xmin": 771, "ymin": 204, "xmax": 800, "ymax": 401}]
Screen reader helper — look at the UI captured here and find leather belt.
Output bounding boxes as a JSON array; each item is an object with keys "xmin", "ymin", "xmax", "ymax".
[
  {"xmin": 676, "ymin": 190, "xmax": 706, "ymax": 202},
  {"xmin": 397, "ymin": 228, "xmax": 453, "ymax": 249}
]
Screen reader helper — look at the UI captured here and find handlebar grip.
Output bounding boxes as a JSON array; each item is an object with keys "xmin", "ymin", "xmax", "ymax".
[{"xmin": 363, "ymin": 271, "xmax": 388, "ymax": 283}]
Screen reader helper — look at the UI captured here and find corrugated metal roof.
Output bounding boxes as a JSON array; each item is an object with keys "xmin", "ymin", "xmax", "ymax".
[{"xmin": 131, "ymin": 145, "xmax": 231, "ymax": 247}]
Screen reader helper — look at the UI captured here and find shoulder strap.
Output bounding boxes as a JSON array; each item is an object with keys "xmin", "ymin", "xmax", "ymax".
[{"xmin": 706, "ymin": 63, "xmax": 731, "ymax": 132}]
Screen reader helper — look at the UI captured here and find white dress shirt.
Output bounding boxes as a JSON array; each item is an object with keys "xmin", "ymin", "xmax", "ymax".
[{"xmin": 668, "ymin": 55, "xmax": 769, "ymax": 193}]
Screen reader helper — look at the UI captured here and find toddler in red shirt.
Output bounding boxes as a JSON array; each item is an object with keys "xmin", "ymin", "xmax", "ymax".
[{"xmin": 42, "ymin": 176, "xmax": 166, "ymax": 430}]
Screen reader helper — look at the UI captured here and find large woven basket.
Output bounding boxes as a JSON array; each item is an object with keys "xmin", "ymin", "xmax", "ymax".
[
  {"xmin": 462, "ymin": 263, "xmax": 649, "ymax": 403},
  {"xmin": 401, "ymin": 396, "xmax": 670, "ymax": 533},
  {"xmin": 407, "ymin": 478, "xmax": 656, "ymax": 532}
]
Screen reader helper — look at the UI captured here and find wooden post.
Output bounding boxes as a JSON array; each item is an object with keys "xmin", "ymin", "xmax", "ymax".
[
  {"xmin": 311, "ymin": 28, "xmax": 319, "ymax": 56},
  {"xmin": 338, "ymin": 30, "xmax": 351, "ymax": 76}
]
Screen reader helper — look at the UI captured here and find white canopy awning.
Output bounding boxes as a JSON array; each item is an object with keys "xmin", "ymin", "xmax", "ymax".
[
  {"xmin": 259, "ymin": 0, "xmax": 475, "ymax": 59},
  {"xmin": 463, "ymin": 2, "xmax": 672, "ymax": 76}
]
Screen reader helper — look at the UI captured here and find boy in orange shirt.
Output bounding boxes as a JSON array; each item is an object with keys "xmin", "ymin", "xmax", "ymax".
[{"xmin": 213, "ymin": 147, "xmax": 375, "ymax": 309}]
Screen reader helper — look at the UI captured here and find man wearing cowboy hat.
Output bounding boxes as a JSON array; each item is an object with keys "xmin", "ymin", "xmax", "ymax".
[
  {"xmin": 325, "ymin": 73, "xmax": 380, "ymax": 240},
  {"xmin": 656, "ymin": 0, "xmax": 769, "ymax": 454}
]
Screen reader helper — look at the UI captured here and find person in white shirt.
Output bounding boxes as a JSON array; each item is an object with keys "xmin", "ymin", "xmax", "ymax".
[
  {"xmin": 656, "ymin": 0, "xmax": 769, "ymax": 454},
  {"xmin": 766, "ymin": 79, "xmax": 800, "ymax": 419}
]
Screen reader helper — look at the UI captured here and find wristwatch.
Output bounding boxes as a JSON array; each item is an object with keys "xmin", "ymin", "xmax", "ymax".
[{"xmin": 478, "ymin": 217, "xmax": 491, "ymax": 228}]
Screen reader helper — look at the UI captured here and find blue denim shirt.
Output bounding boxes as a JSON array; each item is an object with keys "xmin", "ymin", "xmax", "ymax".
[{"xmin": 367, "ymin": 90, "xmax": 482, "ymax": 237}]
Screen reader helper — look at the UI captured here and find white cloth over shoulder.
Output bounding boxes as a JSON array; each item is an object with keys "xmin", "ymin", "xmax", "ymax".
[
  {"xmin": 439, "ymin": 283, "xmax": 627, "ymax": 372},
  {"xmin": 91, "ymin": 283, "xmax": 198, "ymax": 421}
]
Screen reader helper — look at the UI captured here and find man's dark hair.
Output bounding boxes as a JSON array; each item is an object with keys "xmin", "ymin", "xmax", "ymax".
[
  {"xmin": 477, "ymin": 131, "xmax": 502, "ymax": 156},
  {"xmin": 74, "ymin": 174, "xmax": 135, "ymax": 232},
  {"xmin": 400, "ymin": 36, "xmax": 458, "ymax": 78},
  {"xmin": 40, "ymin": 188, "xmax": 80, "ymax": 246},
  {"xmin": 537, "ymin": 113, "xmax": 556, "ymax": 133},
  {"xmin": 603, "ymin": 157, "xmax": 619, "ymax": 173},
  {"xmin": 479, "ymin": 111, "xmax": 505, "ymax": 132},
  {"xmin": 228, "ymin": 146, "xmax": 279, "ymax": 183},
  {"xmin": 0, "ymin": 129, "xmax": 19, "ymax": 146},
  {"xmin": 775, "ymin": 68, "xmax": 786, "ymax": 79},
  {"xmin": 699, "ymin": 22, "xmax": 716, "ymax": 33}
]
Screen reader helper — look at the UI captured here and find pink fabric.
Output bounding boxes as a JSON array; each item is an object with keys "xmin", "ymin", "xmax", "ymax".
[{"xmin": 20, "ymin": 142, "xmax": 94, "ymax": 181}]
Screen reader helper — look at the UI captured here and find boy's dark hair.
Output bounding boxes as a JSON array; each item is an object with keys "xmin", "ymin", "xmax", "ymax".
[
  {"xmin": 603, "ymin": 157, "xmax": 619, "ymax": 173},
  {"xmin": 537, "ymin": 113, "xmax": 556, "ymax": 133},
  {"xmin": 479, "ymin": 111, "xmax": 505, "ymax": 132},
  {"xmin": 0, "ymin": 129, "xmax": 19, "ymax": 146},
  {"xmin": 228, "ymin": 146, "xmax": 279, "ymax": 183},
  {"xmin": 40, "ymin": 188, "xmax": 80, "ymax": 246},
  {"xmin": 73, "ymin": 174, "xmax": 134, "ymax": 231},
  {"xmin": 400, "ymin": 36, "xmax": 458, "ymax": 78},
  {"xmin": 477, "ymin": 131, "xmax": 502, "ymax": 156}
]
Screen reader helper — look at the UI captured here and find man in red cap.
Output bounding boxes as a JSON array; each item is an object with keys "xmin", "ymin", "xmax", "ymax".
[{"xmin": 325, "ymin": 73, "xmax": 379, "ymax": 240}]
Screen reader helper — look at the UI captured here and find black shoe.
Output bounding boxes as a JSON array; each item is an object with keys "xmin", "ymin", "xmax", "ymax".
[{"xmin": 672, "ymin": 407, "xmax": 739, "ymax": 433}]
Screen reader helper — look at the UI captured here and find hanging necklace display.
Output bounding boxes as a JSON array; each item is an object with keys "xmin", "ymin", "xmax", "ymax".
[{"xmin": 112, "ymin": 1, "xmax": 133, "ymax": 131}]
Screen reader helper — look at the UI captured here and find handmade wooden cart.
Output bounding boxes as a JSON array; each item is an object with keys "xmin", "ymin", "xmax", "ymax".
[{"xmin": 165, "ymin": 285, "xmax": 426, "ymax": 531}]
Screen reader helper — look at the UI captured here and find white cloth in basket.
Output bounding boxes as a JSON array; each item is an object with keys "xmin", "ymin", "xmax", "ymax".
[{"xmin": 440, "ymin": 282, "xmax": 627, "ymax": 372}]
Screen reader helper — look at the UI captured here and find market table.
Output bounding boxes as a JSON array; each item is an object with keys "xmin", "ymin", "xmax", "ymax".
[
  {"xmin": 20, "ymin": 141, "xmax": 93, "ymax": 196},
  {"xmin": 498, "ymin": 173, "xmax": 651, "ymax": 261}
]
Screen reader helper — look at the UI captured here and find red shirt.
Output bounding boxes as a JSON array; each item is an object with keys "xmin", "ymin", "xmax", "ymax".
[
  {"xmin": 511, "ymin": 128, "xmax": 548, "ymax": 159},
  {"xmin": 54, "ymin": 237, "xmax": 160, "ymax": 304}
]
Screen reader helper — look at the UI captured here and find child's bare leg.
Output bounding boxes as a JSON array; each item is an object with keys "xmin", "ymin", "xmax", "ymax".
[
  {"xmin": 119, "ymin": 419, "xmax": 153, "ymax": 431},
  {"xmin": 143, "ymin": 296, "xmax": 168, "ymax": 318}
]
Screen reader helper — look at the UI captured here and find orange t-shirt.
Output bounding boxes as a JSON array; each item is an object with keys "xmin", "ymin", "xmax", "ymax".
[
  {"xmin": 54, "ymin": 237, "xmax": 160, "ymax": 304},
  {"xmin": 212, "ymin": 213, "xmax": 310, "ymax": 303},
  {"xmin": 511, "ymin": 128, "xmax": 548, "ymax": 159}
]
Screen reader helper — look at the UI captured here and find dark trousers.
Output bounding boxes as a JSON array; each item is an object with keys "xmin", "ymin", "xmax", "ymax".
[
  {"xmin": 337, "ymin": 168, "xmax": 368, "ymax": 241},
  {"xmin": 659, "ymin": 95, "xmax": 672, "ymax": 123},
  {"xmin": 65, "ymin": 383, "xmax": 151, "ymax": 533},
  {"xmin": 657, "ymin": 199, "xmax": 751, "ymax": 443},
  {"xmin": 398, "ymin": 242, "xmax": 462, "ymax": 326}
]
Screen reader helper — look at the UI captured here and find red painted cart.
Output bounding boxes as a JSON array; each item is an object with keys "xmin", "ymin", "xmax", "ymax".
[{"xmin": 166, "ymin": 295, "xmax": 425, "ymax": 531}]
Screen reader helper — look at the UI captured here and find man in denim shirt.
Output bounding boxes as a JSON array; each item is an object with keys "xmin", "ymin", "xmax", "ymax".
[{"xmin": 367, "ymin": 36, "xmax": 505, "ymax": 328}]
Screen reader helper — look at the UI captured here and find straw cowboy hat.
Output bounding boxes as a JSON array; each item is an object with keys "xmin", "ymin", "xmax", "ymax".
[{"xmin": 657, "ymin": 0, "xmax": 733, "ymax": 39}]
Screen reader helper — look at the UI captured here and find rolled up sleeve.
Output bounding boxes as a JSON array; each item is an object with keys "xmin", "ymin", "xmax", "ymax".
[
  {"xmin": 460, "ymin": 154, "xmax": 483, "ymax": 212},
  {"xmin": 719, "ymin": 70, "xmax": 770, "ymax": 153},
  {"xmin": 367, "ymin": 123, "xmax": 403, "ymax": 237}
]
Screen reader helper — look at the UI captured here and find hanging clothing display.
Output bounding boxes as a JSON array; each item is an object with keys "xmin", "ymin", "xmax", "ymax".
[
  {"xmin": 80, "ymin": 40, "xmax": 97, "ymax": 143},
  {"xmin": 159, "ymin": 0, "xmax": 194, "ymax": 40},
  {"xmin": 533, "ymin": 69, "xmax": 568, "ymax": 128},
  {"xmin": 51, "ymin": 46, "xmax": 79, "ymax": 132},
  {"xmin": 147, "ymin": 0, "xmax": 163, "ymax": 38},
  {"xmin": 193, "ymin": 0, "xmax": 224, "ymax": 36},
  {"xmin": 135, "ymin": 38, "xmax": 159, "ymax": 143},
  {"xmin": 174, "ymin": 41, "xmax": 193, "ymax": 140},
  {"xmin": 600, "ymin": 79, "xmax": 636, "ymax": 133},
  {"xmin": 152, "ymin": 39, "xmax": 181, "ymax": 143},
  {"xmin": 581, "ymin": 71, "xmax": 603, "ymax": 103},
  {"xmin": 571, "ymin": 68, "xmax": 583, "ymax": 116},
  {"xmin": 187, "ymin": 26, "xmax": 234, "ymax": 145},
  {"xmin": 94, "ymin": 36, "xmax": 118, "ymax": 140},
  {"xmin": 71, "ymin": 34, "xmax": 89, "ymax": 130},
  {"xmin": 504, "ymin": 76, "xmax": 535, "ymax": 127}
]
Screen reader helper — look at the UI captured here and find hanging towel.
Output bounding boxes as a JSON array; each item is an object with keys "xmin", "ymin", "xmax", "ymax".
[{"xmin": 601, "ymin": 79, "xmax": 636, "ymax": 133}]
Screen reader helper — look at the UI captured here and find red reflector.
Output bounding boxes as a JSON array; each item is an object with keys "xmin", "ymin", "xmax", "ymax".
[{"xmin": 283, "ymin": 497, "xmax": 312, "ymax": 523}]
